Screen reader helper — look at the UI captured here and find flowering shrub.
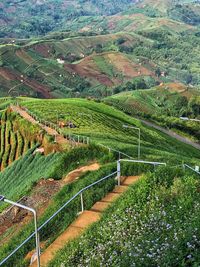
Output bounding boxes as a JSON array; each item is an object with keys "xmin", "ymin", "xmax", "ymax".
[{"xmin": 49, "ymin": 171, "xmax": 200, "ymax": 267}]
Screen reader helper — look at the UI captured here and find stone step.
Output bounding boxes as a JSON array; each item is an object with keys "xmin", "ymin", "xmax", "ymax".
[
  {"xmin": 113, "ymin": 185, "xmax": 128, "ymax": 193},
  {"xmin": 91, "ymin": 201, "xmax": 111, "ymax": 212},
  {"xmin": 122, "ymin": 176, "xmax": 140, "ymax": 186},
  {"xmin": 71, "ymin": 210, "xmax": 101, "ymax": 228},
  {"xmin": 101, "ymin": 192, "xmax": 120, "ymax": 203}
]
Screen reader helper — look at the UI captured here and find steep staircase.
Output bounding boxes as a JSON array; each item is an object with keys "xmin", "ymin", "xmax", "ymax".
[{"xmin": 31, "ymin": 176, "xmax": 140, "ymax": 267}]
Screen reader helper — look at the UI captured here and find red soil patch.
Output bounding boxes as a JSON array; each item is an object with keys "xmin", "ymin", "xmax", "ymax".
[
  {"xmin": 106, "ymin": 52, "xmax": 154, "ymax": 78},
  {"xmin": 0, "ymin": 67, "xmax": 52, "ymax": 98},
  {"xmin": 32, "ymin": 44, "xmax": 52, "ymax": 58},
  {"xmin": 65, "ymin": 57, "xmax": 115, "ymax": 86}
]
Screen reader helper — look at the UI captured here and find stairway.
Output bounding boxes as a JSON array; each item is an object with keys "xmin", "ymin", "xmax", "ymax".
[{"xmin": 30, "ymin": 176, "xmax": 140, "ymax": 267}]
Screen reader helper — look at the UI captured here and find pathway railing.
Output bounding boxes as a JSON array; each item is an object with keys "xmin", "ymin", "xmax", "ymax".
[
  {"xmin": 117, "ymin": 159, "xmax": 167, "ymax": 186},
  {"xmin": 183, "ymin": 164, "xmax": 200, "ymax": 175},
  {"xmin": 0, "ymin": 171, "xmax": 117, "ymax": 266},
  {"xmin": 99, "ymin": 144, "xmax": 134, "ymax": 160},
  {"xmin": 11, "ymin": 105, "xmax": 90, "ymax": 146}
]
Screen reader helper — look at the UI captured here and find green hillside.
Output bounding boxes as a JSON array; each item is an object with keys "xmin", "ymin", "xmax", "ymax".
[
  {"xmin": 105, "ymin": 83, "xmax": 200, "ymax": 141},
  {"xmin": 21, "ymin": 98, "xmax": 200, "ymax": 162},
  {"xmin": 0, "ymin": 0, "xmax": 137, "ymax": 38}
]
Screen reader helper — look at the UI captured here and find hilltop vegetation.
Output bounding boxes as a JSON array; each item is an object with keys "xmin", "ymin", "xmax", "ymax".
[{"xmin": 0, "ymin": 0, "xmax": 137, "ymax": 38}]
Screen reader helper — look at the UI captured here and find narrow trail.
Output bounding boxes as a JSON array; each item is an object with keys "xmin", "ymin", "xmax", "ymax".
[
  {"xmin": 10, "ymin": 105, "xmax": 71, "ymax": 146},
  {"xmin": 30, "ymin": 175, "xmax": 140, "ymax": 267},
  {"xmin": 140, "ymin": 118, "xmax": 200, "ymax": 151},
  {"xmin": 62, "ymin": 163, "xmax": 100, "ymax": 184}
]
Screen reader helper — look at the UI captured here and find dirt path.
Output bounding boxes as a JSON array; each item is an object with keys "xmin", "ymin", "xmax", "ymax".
[
  {"xmin": 140, "ymin": 118, "xmax": 200, "ymax": 151},
  {"xmin": 10, "ymin": 105, "xmax": 70, "ymax": 145},
  {"xmin": 30, "ymin": 175, "xmax": 140, "ymax": 267},
  {"xmin": 62, "ymin": 163, "xmax": 100, "ymax": 184}
]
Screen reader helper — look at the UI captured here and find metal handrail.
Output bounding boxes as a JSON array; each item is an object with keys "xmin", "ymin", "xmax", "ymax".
[
  {"xmin": 0, "ymin": 171, "xmax": 117, "ymax": 266},
  {"xmin": 99, "ymin": 144, "xmax": 134, "ymax": 160},
  {"xmin": 183, "ymin": 164, "xmax": 200, "ymax": 175},
  {"xmin": 117, "ymin": 159, "xmax": 166, "ymax": 186},
  {"xmin": 119, "ymin": 159, "xmax": 166, "ymax": 166}
]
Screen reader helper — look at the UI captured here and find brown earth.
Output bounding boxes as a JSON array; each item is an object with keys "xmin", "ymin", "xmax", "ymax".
[
  {"xmin": 65, "ymin": 57, "xmax": 115, "ymax": 86},
  {"xmin": 0, "ymin": 67, "xmax": 52, "ymax": 98},
  {"xmin": 16, "ymin": 49, "xmax": 34, "ymax": 65},
  {"xmin": 65, "ymin": 51, "xmax": 154, "ymax": 87}
]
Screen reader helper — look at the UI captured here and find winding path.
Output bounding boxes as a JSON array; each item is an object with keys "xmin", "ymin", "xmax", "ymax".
[{"xmin": 140, "ymin": 119, "xmax": 200, "ymax": 151}]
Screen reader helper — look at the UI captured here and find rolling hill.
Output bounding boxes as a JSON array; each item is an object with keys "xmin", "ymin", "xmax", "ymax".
[{"xmin": 1, "ymin": 0, "xmax": 200, "ymax": 98}]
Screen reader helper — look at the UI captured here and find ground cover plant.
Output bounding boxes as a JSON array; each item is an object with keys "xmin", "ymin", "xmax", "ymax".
[
  {"xmin": 0, "ymin": 163, "xmax": 118, "ymax": 267},
  {"xmin": 48, "ymin": 166, "xmax": 200, "ymax": 267}
]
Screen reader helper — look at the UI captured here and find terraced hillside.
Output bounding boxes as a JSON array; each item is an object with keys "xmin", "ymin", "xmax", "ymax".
[
  {"xmin": 105, "ymin": 83, "xmax": 200, "ymax": 141},
  {"xmin": 0, "ymin": 32, "xmax": 159, "ymax": 98}
]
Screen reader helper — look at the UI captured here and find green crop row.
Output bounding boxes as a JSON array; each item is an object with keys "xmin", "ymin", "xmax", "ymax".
[{"xmin": 0, "ymin": 110, "xmax": 40, "ymax": 170}]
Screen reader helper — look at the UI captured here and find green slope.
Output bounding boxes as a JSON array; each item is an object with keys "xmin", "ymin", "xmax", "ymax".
[
  {"xmin": 49, "ymin": 167, "xmax": 200, "ymax": 267},
  {"xmin": 22, "ymin": 98, "xmax": 200, "ymax": 163}
]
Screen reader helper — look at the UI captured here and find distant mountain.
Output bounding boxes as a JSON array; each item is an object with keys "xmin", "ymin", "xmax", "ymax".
[
  {"xmin": 1, "ymin": 0, "xmax": 200, "ymax": 38},
  {"xmin": 1, "ymin": 0, "xmax": 200, "ymax": 98},
  {"xmin": 0, "ymin": 0, "xmax": 139, "ymax": 38}
]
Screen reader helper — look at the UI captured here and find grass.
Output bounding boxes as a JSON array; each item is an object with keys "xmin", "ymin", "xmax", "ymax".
[
  {"xmin": 48, "ymin": 167, "xmax": 200, "ymax": 267},
  {"xmin": 0, "ymin": 144, "xmax": 107, "ymax": 211},
  {"xmin": 0, "ymin": 162, "xmax": 117, "ymax": 267}
]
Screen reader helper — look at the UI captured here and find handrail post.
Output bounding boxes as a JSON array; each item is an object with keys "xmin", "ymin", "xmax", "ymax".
[
  {"xmin": 1, "ymin": 198, "xmax": 40, "ymax": 267},
  {"xmin": 117, "ymin": 160, "xmax": 121, "ymax": 186},
  {"xmin": 80, "ymin": 193, "xmax": 84, "ymax": 212},
  {"xmin": 183, "ymin": 164, "xmax": 186, "ymax": 171}
]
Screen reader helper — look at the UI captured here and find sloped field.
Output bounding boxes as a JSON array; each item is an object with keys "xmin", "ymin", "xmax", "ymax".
[{"xmin": 0, "ymin": 109, "xmax": 40, "ymax": 170}]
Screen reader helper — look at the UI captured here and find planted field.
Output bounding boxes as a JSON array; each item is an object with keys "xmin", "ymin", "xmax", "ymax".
[
  {"xmin": 0, "ymin": 109, "xmax": 39, "ymax": 171},
  {"xmin": 22, "ymin": 98, "xmax": 200, "ymax": 164},
  {"xmin": 105, "ymin": 84, "xmax": 200, "ymax": 141}
]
